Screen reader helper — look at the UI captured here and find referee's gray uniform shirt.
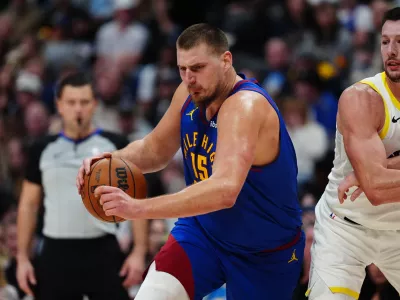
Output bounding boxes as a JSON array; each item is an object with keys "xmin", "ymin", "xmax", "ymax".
[{"xmin": 25, "ymin": 129, "xmax": 128, "ymax": 239}]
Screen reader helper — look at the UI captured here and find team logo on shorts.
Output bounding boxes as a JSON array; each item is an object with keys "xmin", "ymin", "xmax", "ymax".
[
  {"xmin": 329, "ymin": 212, "xmax": 336, "ymax": 219},
  {"xmin": 288, "ymin": 249, "xmax": 298, "ymax": 263}
]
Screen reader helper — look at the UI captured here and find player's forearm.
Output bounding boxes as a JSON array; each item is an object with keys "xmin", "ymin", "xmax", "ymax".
[
  {"xmin": 131, "ymin": 219, "xmax": 148, "ymax": 256},
  {"xmin": 16, "ymin": 202, "xmax": 39, "ymax": 260},
  {"xmin": 387, "ymin": 156, "xmax": 400, "ymax": 169},
  {"xmin": 112, "ymin": 138, "xmax": 169, "ymax": 174},
  {"xmin": 138, "ymin": 178, "xmax": 238, "ymax": 219},
  {"xmin": 365, "ymin": 167, "xmax": 400, "ymax": 205}
]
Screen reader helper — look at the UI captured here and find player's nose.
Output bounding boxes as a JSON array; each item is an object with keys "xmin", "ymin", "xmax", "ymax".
[{"xmin": 388, "ymin": 42, "xmax": 398, "ymax": 57}]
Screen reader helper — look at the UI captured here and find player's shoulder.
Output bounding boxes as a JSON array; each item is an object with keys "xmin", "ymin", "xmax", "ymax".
[
  {"xmin": 338, "ymin": 82, "xmax": 384, "ymax": 131},
  {"xmin": 223, "ymin": 87, "xmax": 274, "ymax": 117},
  {"xmin": 339, "ymin": 82, "xmax": 383, "ymax": 111},
  {"xmin": 98, "ymin": 130, "xmax": 129, "ymax": 149}
]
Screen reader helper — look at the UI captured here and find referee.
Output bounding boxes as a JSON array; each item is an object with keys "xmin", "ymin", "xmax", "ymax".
[{"xmin": 16, "ymin": 72, "xmax": 148, "ymax": 300}]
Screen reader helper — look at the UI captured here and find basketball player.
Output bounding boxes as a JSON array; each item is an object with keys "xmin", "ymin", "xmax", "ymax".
[
  {"xmin": 17, "ymin": 72, "xmax": 148, "ymax": 300},
  {"xmin": 305, "ymin": 7, "xmax": 400, "ymax": 300},
  {"xmin": 77, "ymin": 24, "xmax": 305, "ymax": 300}
]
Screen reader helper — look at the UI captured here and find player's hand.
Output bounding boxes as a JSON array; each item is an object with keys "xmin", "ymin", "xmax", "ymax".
[
  {"xmin": 76, "ymin": 152, "xmax": 112, "ymax": 194},
  {"xmin": 338, "ymin": 172, "xmax": 361, "ymax": 204},
  {"xmin": 95, "ymin": 186, "xmax": 143, "ymax": 219},
  {"xmin": 16, "ymin": 257, "xmax": 36, "ymax": 296},
  {"xmin": 120, "ymin": 251, "xmax": 146, "ymax": 288}
]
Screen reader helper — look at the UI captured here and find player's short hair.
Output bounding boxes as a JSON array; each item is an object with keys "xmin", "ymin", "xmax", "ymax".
[
  {"xmin": 176, "ymin": 23, "xmax": 229, "ymax": 55},
  {"xmin": 382, "ymin": 7, "xmax": 400, "ymax": 28},
  {"xmin": 55, "ymin": 72, "xmax": 94, "ymax": 99}
]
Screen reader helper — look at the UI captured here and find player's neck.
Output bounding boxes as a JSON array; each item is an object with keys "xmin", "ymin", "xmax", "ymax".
[
  {"xmin": 206, "ymin": 68, "xmax": 238, "ymax": 119},
  {"xmin": 63, "ymin": 124, "xmax": 96, "ymax": 141},
  {"xmin": 386, "ymin": 76, "xmax": 400, "ymax": 101}
]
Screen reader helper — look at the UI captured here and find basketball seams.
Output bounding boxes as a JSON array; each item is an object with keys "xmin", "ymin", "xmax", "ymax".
[
  {"xmin": 120, "ymin": 157, "xmax": 136, "ymax": 198},
  {"xmin": 87, "ymin": 160, "xmax": 109, "ymax": 222},
  {"xmin": 109, "ymin": 157, "xmax": 117, "ymax": 223}
]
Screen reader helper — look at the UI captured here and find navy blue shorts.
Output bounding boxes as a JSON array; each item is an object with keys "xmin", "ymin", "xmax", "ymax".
[{"xmin": 144, "ymin": 221, "xmax": 305, "ymax": 300}]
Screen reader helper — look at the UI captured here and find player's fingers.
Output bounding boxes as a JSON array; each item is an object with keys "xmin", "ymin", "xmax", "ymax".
[
  {"xmin": 101, "ymin": 197, "xmax": 118, "ymax": 210},
  {"xmin": 102, "ymin": 152, "xmax": 112, "ymax": 158},
  {"xmin": 83, "ymin": 157, "xmax": 94, "ymax": 174},
  {"xmin": 104, "ymin": 208, "xmax": 118, "ymax": 216},
  {"xmin": 351, "ymin": 187, "xmax": 363, "ymax": 201},
  {"xmin": 338, "ymin": 185, "xmax": 345, "ymax": 204},
  {"xmin": 95, "ymin": 185, "xmax": 118, "ymax": 198}
]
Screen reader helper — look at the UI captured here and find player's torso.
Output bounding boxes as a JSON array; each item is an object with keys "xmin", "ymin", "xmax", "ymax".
[
  {"xmin": 40, "ymin": 130, "xmax": 119, "ymax": 238},
  {"xmin": 324, "ymin": 72, "xmax": 400, "ymax": 230},
  {"xmin": 180, "ymin": 100, "xmax": 217, "ymax": 184},
  {"xmin": 178, "ymin": 75, "xmax": 302, "ymax": 253}
]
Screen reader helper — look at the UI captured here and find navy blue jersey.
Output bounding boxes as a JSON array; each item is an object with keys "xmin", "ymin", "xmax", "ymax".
[{"xmin": 176, "ymin": 74, "xmax": 302, "ymax": 254}]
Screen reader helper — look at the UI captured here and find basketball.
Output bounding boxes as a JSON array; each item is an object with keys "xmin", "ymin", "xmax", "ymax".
[{"xmin": 81, "ymin": 157, "xmax": 147, "ymax": 223}]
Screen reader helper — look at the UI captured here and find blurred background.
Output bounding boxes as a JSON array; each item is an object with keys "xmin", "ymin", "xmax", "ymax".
[{"xmin": 0, "ymin": 0, "xmax": 399, "ymax": 299}]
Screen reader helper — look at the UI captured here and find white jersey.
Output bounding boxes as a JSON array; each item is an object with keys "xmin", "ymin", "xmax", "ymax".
[{"xmin": 324, "ymin": 71, "xmax": 400, "ymax": 230}]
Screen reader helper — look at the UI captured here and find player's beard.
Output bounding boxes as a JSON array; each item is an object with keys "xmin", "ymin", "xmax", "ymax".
[
  {"xmin": 384, "ymin": 66, "xmax": 400, "ymax": 83},
  {"xmin": 191, "ymin": 83, "xmax": 222, "ymax": 107}
]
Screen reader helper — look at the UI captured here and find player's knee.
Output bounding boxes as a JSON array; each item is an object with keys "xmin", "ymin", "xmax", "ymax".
[{"xmin": 135, "ymin": 262, "xmax": 189, "ymax": 300}]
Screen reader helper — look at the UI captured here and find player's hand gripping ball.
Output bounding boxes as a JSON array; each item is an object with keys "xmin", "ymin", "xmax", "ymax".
[{"xmin": 80, "ymin": 157, "xmax": 147, "ymax": 223}]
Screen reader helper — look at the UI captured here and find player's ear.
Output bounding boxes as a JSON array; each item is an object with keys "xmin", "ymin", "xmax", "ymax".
[{"xmin": 222, "ymin": 51, "xmax": 232, "ymax": 70}]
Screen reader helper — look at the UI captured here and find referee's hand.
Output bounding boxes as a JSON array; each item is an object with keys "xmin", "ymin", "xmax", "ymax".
[
  {"xmin": 17, "ymin": 258, "xmax": 36, "ymax": 296},
  {"xmin": 76, "ymin": 152, "xmax": 112, "ymax": 194}
]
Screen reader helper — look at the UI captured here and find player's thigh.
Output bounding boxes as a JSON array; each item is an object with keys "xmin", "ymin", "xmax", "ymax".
[
  {"xmin": 225, "ymin": 231, "xmax": 305, "ymax": 300},
  {"xmin": 137, "ymin": 232, "xmax": 225, "ymax": 300},
  {"xmin": 307, "ymin": 204, "xmax": 371, "ymax": 299},
  {"xmin": 375, "ymin": 230, "xmax": 400, "ymax": 294}
]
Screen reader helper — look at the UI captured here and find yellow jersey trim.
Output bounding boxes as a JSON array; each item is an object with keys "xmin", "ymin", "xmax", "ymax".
[
  {"xmin": 305, "ymin": 287, "xmax": 359, "ymax": 299},
  {"xmin": 329, "ymin": 287, "xmax": 360, "ymax": 299},
  {"xmin": 359, "ymin": 77, "xmax": 389, "ymax": 139},
  {"xmin": 382, "ymin": 72, "xmax": 400, "ymax": 110}
]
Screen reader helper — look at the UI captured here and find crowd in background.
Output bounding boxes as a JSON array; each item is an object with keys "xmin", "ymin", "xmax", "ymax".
[{"xmin": 0, "ymin": 0, "xmax": 399, "ymax": 299}]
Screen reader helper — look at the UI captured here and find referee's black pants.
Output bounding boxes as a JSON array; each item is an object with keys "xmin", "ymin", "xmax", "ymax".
[{"xmin": 34, "ymin": 234, "xmax": 130, "ymax": 300}]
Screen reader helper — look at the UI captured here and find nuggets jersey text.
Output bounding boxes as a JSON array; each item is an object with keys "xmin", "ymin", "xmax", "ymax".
[
  {"xmin": 175, "ymin": 74, "xmax": 302, "ymax": 253},
  {"xmin": 324, "ymin": 72, "xmax": 400, "ymax": 230}
]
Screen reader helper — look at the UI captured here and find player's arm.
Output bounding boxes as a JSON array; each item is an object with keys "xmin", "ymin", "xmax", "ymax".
[
  {"xmin": 338, "ymin": 85, "xmax": 400, "ymax": 205},
  {"xmin": 123, "ymin": 92, "xmax": 268, "ymax": 218},
  {"xmin": 112, "ymin": 82, "xmax": 188, "ymax": 173},
  {"xmin": 387, "ymin": 156, "xmax": 400, "ymax": 169}
]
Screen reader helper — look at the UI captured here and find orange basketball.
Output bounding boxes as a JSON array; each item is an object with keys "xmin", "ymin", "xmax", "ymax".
[{"xmin": 81, "ymin": 157, "xmax": 147, "ymax": 223}]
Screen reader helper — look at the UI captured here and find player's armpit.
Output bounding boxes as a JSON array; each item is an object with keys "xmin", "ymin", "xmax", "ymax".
[
  {"xmin": 338, "ymin": 84, "xmax": 400, "ymax": 205},
  {"xmin": 114, "ymin": 82, "xmax": 187, "ymax": 173}
]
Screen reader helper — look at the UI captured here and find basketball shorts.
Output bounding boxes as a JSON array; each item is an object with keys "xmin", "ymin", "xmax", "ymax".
[
  {"xmin": 34, "ymin": 234, "xmax": 130, "ymax": 300},
  {"xmin": 144, "ymin": 218, "xmax": 305, "ymax": 300},
  {"xmin": 307, "ymin": 197, "xmax": 400, "ymax": 299}
]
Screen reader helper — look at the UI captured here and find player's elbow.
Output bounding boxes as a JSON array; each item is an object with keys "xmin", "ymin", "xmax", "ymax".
[
  {"xmin": 217, "ymin": 182, "xmax": 240, "ymax": 208},
  {"xmin": 363, "ymin": 184, "xmax": 387, "ymax": 206}
]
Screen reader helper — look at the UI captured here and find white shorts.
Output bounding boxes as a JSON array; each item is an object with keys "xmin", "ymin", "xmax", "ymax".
[{"xmin": 307, "ymin": 196, "xmax": 400, "ymax": 299}]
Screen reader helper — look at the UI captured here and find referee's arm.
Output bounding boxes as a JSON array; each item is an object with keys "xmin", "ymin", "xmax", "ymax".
[
  {"xmin": 17, "ymin": 180, "xmax": 42, "ymax": 262},
  {"xmin": 16, "ymin": 140, "xmax": 43, "ymax": 296}
]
